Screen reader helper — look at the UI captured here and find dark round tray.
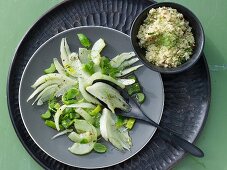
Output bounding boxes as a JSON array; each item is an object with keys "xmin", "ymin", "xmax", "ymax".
[{"xmin": 7, "ymin": 0, "xmax": 211, "ymax": 169}]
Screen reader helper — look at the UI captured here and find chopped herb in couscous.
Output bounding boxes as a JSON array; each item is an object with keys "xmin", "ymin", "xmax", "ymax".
[{"xmin": 137, "ymin": 7, "xmax": 195, "ymax": 68}]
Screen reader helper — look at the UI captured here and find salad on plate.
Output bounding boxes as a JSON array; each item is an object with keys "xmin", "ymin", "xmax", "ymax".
[{"xmin": 27, "ymin": 33, "xmax": 145, "ymax": 155}]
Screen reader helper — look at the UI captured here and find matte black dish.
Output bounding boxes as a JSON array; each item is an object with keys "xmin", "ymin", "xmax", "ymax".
[
  {"xmin": 7, "ymin": 0, "xmax": 210, "ymax": 169},
  {"xmin": 130, "ymin": 2, "xmax": 205, "ymax": 74}
]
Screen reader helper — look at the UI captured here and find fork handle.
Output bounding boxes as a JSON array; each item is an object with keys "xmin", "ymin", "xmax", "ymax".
[
  {"xmin": 159, "ymin": 130, "xmax": 204, "ymax": 157},
  {"xmin": 142, "ymin": 113, "xmax": 204, "ymax": 157}
]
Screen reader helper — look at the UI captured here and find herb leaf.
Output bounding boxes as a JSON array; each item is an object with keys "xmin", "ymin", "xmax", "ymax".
[{"xmin": 93, "ymin": 143, "xmax": 107, "ymax": 153}]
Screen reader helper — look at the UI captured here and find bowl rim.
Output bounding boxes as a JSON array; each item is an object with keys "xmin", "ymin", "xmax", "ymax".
[{"xmin": 130, "ymin": 2, "xmax": 205, "ymax": 74}]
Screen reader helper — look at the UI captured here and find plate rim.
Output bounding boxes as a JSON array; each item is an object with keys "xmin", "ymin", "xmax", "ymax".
[
  {"xmin": 18, "ymin": 25, "xmax": 164, "ymax": 169},
  {"xmin": 6, "ymin": 0, "xmax": 211, "ymax": 169}
]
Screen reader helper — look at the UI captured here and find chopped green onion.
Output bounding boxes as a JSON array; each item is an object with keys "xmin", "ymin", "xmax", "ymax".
[
  {"xmin": 69, "ymin": 110, "xmax": 80, "ymax": 120},
  {"xmin": 48, "ymin": 95, "xmax": 57, "ymax": 112},
  {"xmin": 69, "ymin": 112, "xmax": 76, "ymax": 119},
  {"xmin": 134, "ymin": 93, "xmax": 145, "ymax": 104},
  {"xmin": 127, "ymin": 83, "xmax": 141, "ymax": 96},
  {"xmin": 45, "ymin": 120, "xmax": 64, "ymax": 130},
  {"xmin": 77, "ymin": 33, "xmax": 91, "ymax": 48},
  {"xmin": 125, "ymin": 118, "xmax": 136, "ymax": 130},
  {"xmin": 49, "ymin": 103, "xmax": 56, "ymax": 112},
  {"xmin": 63, "ymin": 99, "xmax": 77, "ymax": 105},
  {"xmin": 93, "ymin": 143, "xmax": 107, "ymax": 153},
  {"xmin": 90, "ymin": 105, "xmax": 102, "ymax": 116},
  {"xmin": 62, "ymin": 113, "xmax": 69, "ymax": 120},
  {"xmin": 44, "ymin": 63, "xmax": 56, "ymax": 74},
  {"xmin": 63, "ymin": 108, "xmax": 75, "ymax": 115},
  {"xmin": 41, "ymin": 110, "xmax": 51, "ymax": 120},
  {"xmin": 49, "ymin": 102, "xmax": 60, "ymax": 112},
  {"xmin": 61, "ymin": 119, "xmax": 75, "ymax": 129}
]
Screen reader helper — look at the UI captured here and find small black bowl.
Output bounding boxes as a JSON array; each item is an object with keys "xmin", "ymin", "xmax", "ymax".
[{"xmin": 130, "ymin": 2, "xmax": 205, "ymax": 74}]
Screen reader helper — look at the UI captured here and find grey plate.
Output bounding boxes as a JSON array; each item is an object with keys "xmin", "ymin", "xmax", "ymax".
[{"xmin": 19, "ymin": 26, "xmax": 164, "ymax": 169}]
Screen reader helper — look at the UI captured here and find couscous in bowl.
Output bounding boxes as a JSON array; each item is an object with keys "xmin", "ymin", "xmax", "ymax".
[{"xmin": 130, "ymin": 2, "xmax": 205, "ymax": 74}]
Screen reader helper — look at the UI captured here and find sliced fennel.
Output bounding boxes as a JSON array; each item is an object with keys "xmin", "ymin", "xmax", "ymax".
[
  {"xmin": 51, "ymin": 129, "xmax": 73, "ymax": 140},
  {"xmin": 27, "ymin": 79, "xmax": 60, "ymax": 102},
  {"xmin": 78, "ymin": 78, "xmax": 101, "ymax": 105},
  {"xmin": 91, "ymin": 38, "xmax": 106, "ymax": 65},
  {"xmin": 119, "ymin": 58, "xmax": 139, "ymax": 69},
  {"xmin": 79, "ymin": 48, "xmax": 91, "ymax": 64},
  {"xmin": 74, "ymin": 119, "xmax": 97, "ymax": 141},
  {"xmin": 32, "ymin": 84, "xmax": 58, "ymax": 105},
  {"xmin": 65, "ymin": 52, "xmax": 89, "ymax": 78},
  {"xmin": 116, "ymin": 64, "xmax": 143, "ymax": 77},
  {"xmin": 53, "ymin": 58, "xmax": 66, "ymax": 75},
  {"xmin": 68, "ymin": 131, "xmax": 93, "ymax": 143},
  {"xmin": 68, "ymin": 119, "xmax": 98, "ymax": 144},
  {"xmin": 54, "ymin": 82, "xmax": 76, "ymax": 97},
  {"xmin": 85, "ymin": 72, "xmax": 125, "ymax": 89},
  {"xmin": 31, "ymin": 73, "xmax": 76, "ymax": 89},
  {"xmin": 75, "ymin": 108, "xmax": 94, "ymax": 124},
  {"xmin": 60, "ymin": 38, "xmax": 70, "ymax": 67},
  {"xmin": 68, "ymin": 142, "xmax": 95, "ymax": 155},
  {"xmin": 66, "ymin": 103, "xmax": 96, "ymax": 109},
  {"xmin": 100, "ymin": 108, "xmax": 132, "ymax": 150},
  {"xmin": 110, "ymin": 52, "xmax": 135, "ymax": 68},
  {"xmin": 54, "ymin": 105, "xmax": 68, "ymax": 131},
  {"xmin": 117, "ymin": 79, "xmax": 135, "ymax": 86},
  {"xmin": 86, "ymin": 82, "xmax": 130, "ymax": 113}
]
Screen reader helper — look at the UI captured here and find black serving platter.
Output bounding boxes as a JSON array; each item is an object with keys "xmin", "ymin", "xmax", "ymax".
[{"xmin": 7, "ymin": 0, "xmax": 210, "ymax": 169}]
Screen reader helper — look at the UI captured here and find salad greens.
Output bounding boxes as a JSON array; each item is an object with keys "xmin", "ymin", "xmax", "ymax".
[
  {"xmin": 27, "ymin": 34, "xmax": 146, "ymax": 155},
  {"xmin": 41, "ymin": 110, "xmax": 51, "ymax": 120}
]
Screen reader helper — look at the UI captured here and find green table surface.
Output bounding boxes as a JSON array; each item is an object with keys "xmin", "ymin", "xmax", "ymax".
[{"xmin": 0, "ymin": 0, "xmax": 226, "ymax": 169}]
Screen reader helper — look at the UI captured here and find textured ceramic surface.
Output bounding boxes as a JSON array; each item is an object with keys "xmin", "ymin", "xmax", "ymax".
[
  {"xmin": 19, "ymin": 26, "xmax": 164, "ymax": 168},
  {"xmin": 7, "ymin": 0, "xmax": 210, "ymax": 169}
]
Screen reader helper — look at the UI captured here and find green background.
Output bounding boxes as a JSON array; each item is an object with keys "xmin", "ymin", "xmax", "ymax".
[{"xmin": 0, "ymin": 0, "xmax": 226, "ymax": 169}]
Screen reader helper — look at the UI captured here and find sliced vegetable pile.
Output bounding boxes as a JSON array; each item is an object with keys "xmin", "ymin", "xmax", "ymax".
[{"xmin": 27, "ymin": 33, "xmax": 145, "ymax": 155}]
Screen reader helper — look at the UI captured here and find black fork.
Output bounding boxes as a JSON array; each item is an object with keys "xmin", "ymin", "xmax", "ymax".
[{"xmin": 94, "ymin": 80, "xmax": 204, "ymax": 157}]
